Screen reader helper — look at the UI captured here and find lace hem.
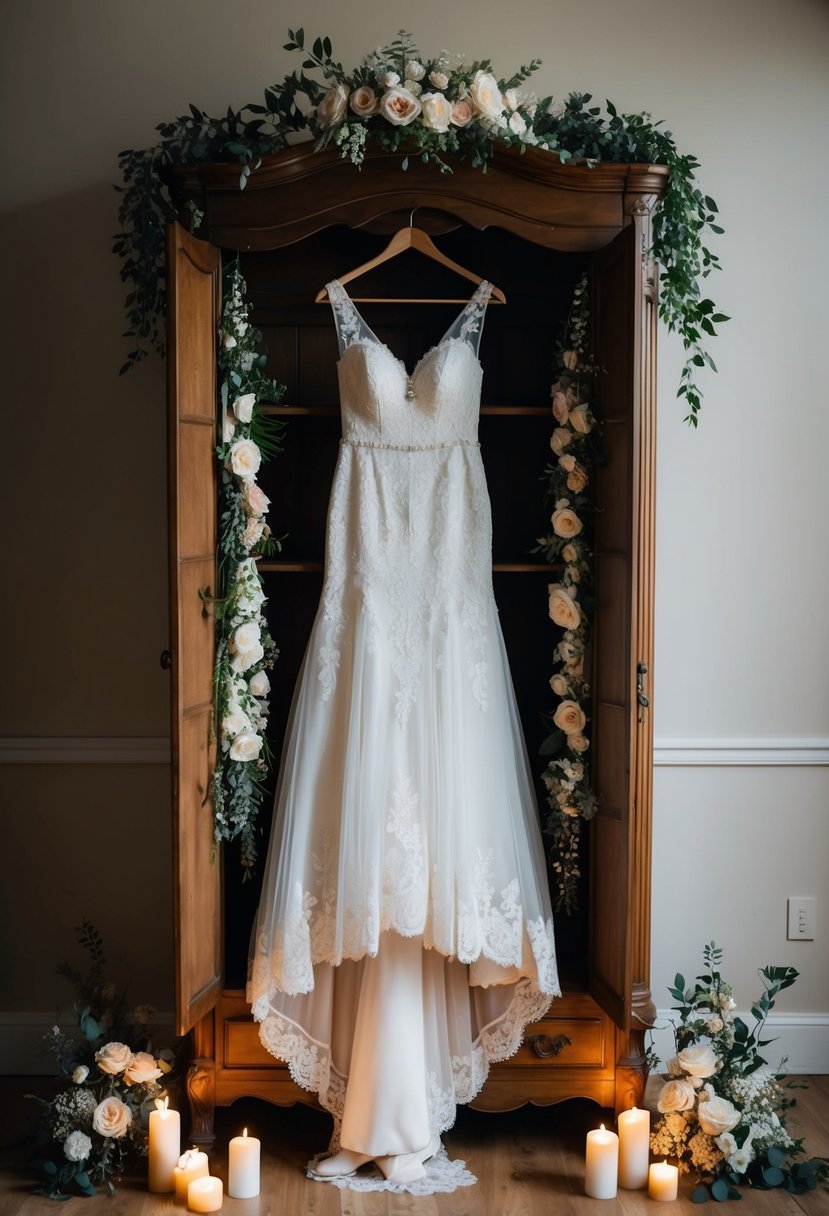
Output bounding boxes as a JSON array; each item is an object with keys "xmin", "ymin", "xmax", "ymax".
[{"xmin": 306, "ymin": 1143, "xmax": 477, "ymax": 1194}]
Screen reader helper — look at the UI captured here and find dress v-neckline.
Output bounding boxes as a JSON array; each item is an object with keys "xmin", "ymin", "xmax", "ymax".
[{"xmin": 332, "ymin": 277, "xmax": 491, "ymax": 379}]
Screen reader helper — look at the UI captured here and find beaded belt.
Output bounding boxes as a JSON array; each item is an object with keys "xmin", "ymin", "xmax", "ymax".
[{"xmin": 340, "ymin": 437, "xmax": 479, "ymax": 452}]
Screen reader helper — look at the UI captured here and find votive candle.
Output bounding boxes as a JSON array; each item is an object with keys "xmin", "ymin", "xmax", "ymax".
[
  {"xmin": 618, "ymin": 1105, "xmax": 651, "ymax": 1188},
  {"xmin": 648, "ymin": 1159, "xmax": 679, "ymax": 1201},
  {"xmin": 148, "ymin": 1097, "xmax": 181, "ymax": 1193},
  {"xmin": 187, "ymin": 1176, "xmax": 223, "ymax": 1213},
  {"xmin": 228, "ymin": 1127, "xmax": 260, "ymax": 1198},
  {"xmin": 585, "ymin": 1124, "xmax": 619, "ymax": 1198},
  {"xmin": 174, "ymin": 1148, "xmax": 210, "ymax": 1201}
]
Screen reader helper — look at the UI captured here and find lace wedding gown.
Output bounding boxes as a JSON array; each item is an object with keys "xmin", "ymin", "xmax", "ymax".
[{"xmin": 247, "ymin": 277, "xmax": 561, "ymax": 1183}]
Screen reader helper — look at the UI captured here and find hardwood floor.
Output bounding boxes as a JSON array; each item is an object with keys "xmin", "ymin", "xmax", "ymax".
[{"xmin": 2, "ymin": 1076, "xmax": 827, "ymax": 1215}]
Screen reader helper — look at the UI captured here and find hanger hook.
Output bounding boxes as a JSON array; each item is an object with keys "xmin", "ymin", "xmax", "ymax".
[{"xmin": 409, "ymin": 207, "xmax": 416, "ymax": 229}]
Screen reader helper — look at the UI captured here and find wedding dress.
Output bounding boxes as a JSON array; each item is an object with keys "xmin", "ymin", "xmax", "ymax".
[{"xmin": 247, "ymin": 277, "xmax": 561, "ymax": 1189}]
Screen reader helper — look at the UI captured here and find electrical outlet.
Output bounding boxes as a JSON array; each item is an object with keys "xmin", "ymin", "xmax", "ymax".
[{"xmin": 787, "ymin": 897, "xmax": 815, "ymax": 941}]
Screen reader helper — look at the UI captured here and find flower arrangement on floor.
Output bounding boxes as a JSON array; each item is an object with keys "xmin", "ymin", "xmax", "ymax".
[
  {"xmin": 27, "ymin": 922, "xmax": 180, "ymax": 1199},
  {"xmin": 206, "ymin": 260, "xmax": 286, "ymax": 872},
  {"xmin": 533, "ymin": 271, "xmax": 601, "ymax": 912},
  {"xmin": 649, "ymin": 941, "xmax": 829, "ymax": 1202},
  {"xmin": 114, "ymin": 29, "xmax": 727, "ymax": 425}
]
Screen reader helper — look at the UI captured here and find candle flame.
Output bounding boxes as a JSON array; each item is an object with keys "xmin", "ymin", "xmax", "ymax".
[
  {"xmin": 599, "ymin": 1123, "xmax": 605, "ymax": 1131},
  {"xmin": 154, "ymin": 1095, "xmax": 169, "ymax": 1114},
  {"xmin": 243, "ymin": 1128, "xmax": 248, "ymax": 1138}
]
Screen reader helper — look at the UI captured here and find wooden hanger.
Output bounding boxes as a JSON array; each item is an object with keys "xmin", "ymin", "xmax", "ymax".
[{"xmin": 315, "ymin": 216, "xmax": 506, "ymax": 304}]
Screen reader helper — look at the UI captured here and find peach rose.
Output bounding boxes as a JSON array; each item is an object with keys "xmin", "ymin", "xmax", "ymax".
[
  {"xmin": 92, "ymin": 1097, "xmax": 133, "ymax": 1138},
  {"xmin": 379, "ymin": 87, "xmax": 421, "ymax": 126},
  {"xmin": 551, "ymin": 507, "xmax": 583, "ymax": 539},
  {"xmin": 552, "ymin": 391, "xmax": 570, "ymax": 424},
  {"xmin": 244, "ymin": 481, "xmax": 270, "ymax": 517},
  {"xmin": 559, "ymin": 453, "xmax": 576, "ymax": 472},
  {"xmin": 469, "ymin": 69, "xmax": 504, "ymax": 121},
  {"xmin": 563, "ymin": 350, "xmax": 578, "ymax": 370},
  {"xmin": 450, "ymin": 100, "xmax": 473, "ymax": 127},
  {"xmin": 553, "ymin": 699, "xmax": 587, "ymax": 736},
  {"xmin": 570, "ymin": 734, "xmax": 590, "ymax": 753},
  {"xmin": 349, "ymin": 86, "xmax": 379, "ymax": 117},
  {"xmin": 420, "ymin": 92, "xmax": 452, "ymax": 132},
  {"xmin": 124, "ymin": 1052, "xmax": 163, "ymax": 1086},
  {"xmin": 548, "ymin": 584, "xmax": 582, "ymax": 630},
  {"xmin": 569, "ymin": 404, "xmax": 592, "ymax": 434},
  {"xmin": 562, "ymin": 543, "xmax": 577, "ymax": 562},
  {"xmin": 95, "ymin": 1042, "xmax": 133, "ymax": 1075},
  {"xmin": 550, "ymin": 426, "xmax": 572, "ymax": 455},
  {"xmin": 567, "ymin": 465, "xmax": 589, "ymax": 493},
  {"xmin": 429, "ymin": 70, "xmax": 449, "ymax": 90},
  {"xmin": 317, "ymin": 83, "xmax": 349, "ymax": 129}
]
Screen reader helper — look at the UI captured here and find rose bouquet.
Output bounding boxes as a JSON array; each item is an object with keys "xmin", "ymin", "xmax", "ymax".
[
  {"xmin": 28, "ymin": 922, "xmax": 180, "ymax": 1198},
  {"xmin": 649, "ymin": 941, "xmax": 828, "ymax": 1201}
]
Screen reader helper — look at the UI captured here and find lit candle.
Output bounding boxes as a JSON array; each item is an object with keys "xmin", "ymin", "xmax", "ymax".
[
  {"xmin": 585, "ymin": 1123, "xmax": 619, "ymax": 1198},
  {"xmin": 228, "ymin": 1127, "xmax": 260, "ymax": 1198},
  {"xmin": 187, "ymin": 1176, "xmax": 223, "ymax": 1213},
  {"xmin": 148, "ymin": 1097, "xmax": 181, "ymax": 1193},
  {"xmin": 618, "ymin": 1105, "xmax": 651, "ymax": 1189},
  {"xmin": 174, "ymin": 1148, "xmax": 210, "ymax": 1201},
  {"xmin": 648, "ymin": 1159, "xmax": 679, "ymax": 1201}
]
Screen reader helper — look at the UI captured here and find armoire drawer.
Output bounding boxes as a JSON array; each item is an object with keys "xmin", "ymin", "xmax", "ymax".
[{"xmin": 224, "ymin": 1017, "xmax": 282, "ymax": 1068}]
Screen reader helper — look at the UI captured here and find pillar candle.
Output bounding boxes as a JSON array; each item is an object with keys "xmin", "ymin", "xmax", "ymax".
[
  {"xmin": 585, "ymin": 1124, "xmax": 619, "ymax": 1198},
  {"xmin": 148, "ymin": 1097, "xmax": 181, "ymax": 1193},
  {"xmin": 174, "ymin": 1148, "xmax": 210, "ymax": 1201},
  {"xmin": 648, "ymin": 1159, "xmax": 679, "ymax": 1201},
  {"xmin": 187, "ymin": 1177, "xmax": 223, "ymax": 1213},
  {"xmin": 228, "ymin": 1127, "xmax": 260, "ymax": 1198},
  {"xmin": 618, "ymin": 1105, "xmax": 651, "ymax": 1188}
]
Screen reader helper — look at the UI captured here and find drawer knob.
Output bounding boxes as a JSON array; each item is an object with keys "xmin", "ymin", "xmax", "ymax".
[{"xmin": 530, "ymin": 1032, "xmax": 572, "ymax": 1058}]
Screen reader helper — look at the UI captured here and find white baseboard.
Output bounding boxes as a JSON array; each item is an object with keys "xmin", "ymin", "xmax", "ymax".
[
  {"xmin": 0, "ymin": 1011, "xmax": 176, "ymax": 1075},
  {"xmin": 649, "ymin": 1009, "xmax": 829, "ymax": 1074}
]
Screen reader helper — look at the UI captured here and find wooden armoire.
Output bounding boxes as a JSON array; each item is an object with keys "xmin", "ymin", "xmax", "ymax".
[{"xmin": 163, "ymin": 141, "xmax": 667, "ymax": 1143}]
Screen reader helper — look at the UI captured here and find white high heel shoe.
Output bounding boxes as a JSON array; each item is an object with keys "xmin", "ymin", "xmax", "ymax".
[
  {"xmin": 310, "ymin": 1146, "xmax": 374, "ymax": 1178},
  {"xmin": 375, "ymin": 1134, "xmax": 441, "ymax": 1184}
]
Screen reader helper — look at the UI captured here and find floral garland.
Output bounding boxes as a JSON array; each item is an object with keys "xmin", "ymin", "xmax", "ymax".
[
  {"xmin": 205, "ymin": 261, "xmax": 286, "ymax": 873},
  {"xmin": 114, "ymin": 29, "xmax": 727, "ymax": 425},
  {"xmin": 534, "ymin": 272, "xmax": 600, "ymax": 913},
  {"xmin": 648, "ymin": 942, "xmax": 828, "ymax": 1201}
]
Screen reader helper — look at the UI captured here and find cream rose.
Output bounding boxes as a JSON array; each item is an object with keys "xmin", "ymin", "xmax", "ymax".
[
  {"xmin": 232, "ymin": 392, "xmax": 256, "ymax": 423},
  {"xmin": 95, "ymin": 1041, "xmax": 133, "ymax": 1075},
  {"xmin": 229, "ymin": 438, "xmax": 261, "ymax": 482},
  {"xmin": 469, "ymin": 69, "xmax": 504, "ymax": 121},
  {"xmin": 561, "ymin": 804, "xmax": 579, "ymax": 817},
  {"xmin": 548, "ymin": 584, "xmax": 582, "ymax": 631},
  {"xmin": 222, "ymin": 409, "xmax": 237, "ymax": 444},
  {"xmin": 550, "ymin": 98, "xmax": 567, "ymax": 119},
  {"xmin": 551, "ymin": 391, "xmax": 570, "ymax": 424},
  {"xmin": 64, "ymin": 1130, "xmax": 92, "ymax": 1162},
  {"xmin": 677, "ymin": 1043, "xmax": 718, "ymax": 1078},
  {"xmin": 503, "ymin": 87, "xmax": 519, "ymax": 111},
  {"xmin": 378, "ymin": 70, "xmax": 400, "ymax": 87},
  {"xmin": 551, "ymin": 507, "xmax": 583, "ymax": 538},
  {"xmin": 428, "ymin": 70, "xmax": 449, "ymax": 90},
  {"xmin": 407, "ymin": 81, "xmax": 423, "ymax": 97},
  {"xmin": 550, "ymin": 426, "xmax": 572, "ymax": 455},
  {"xmin": 404, "ymin": 59, "xmax": 425, "ymax": 81},
  {"xmin": 656, "ymin": 1078, "xmax": 697, "ymax": 1113},
  {"xmin": 553, "ymin": 699, "xmax": 586, "ymax": 736},
  {"xmin": 562, "ymin": 543, "xmax": 577, "ymax": 562},
  {"xmin": 249, "ymin": 670, "xmax": 270, "ymax": 697},
  {"xmin": 92, "ymin": 1096, "xmax": 133, "ymax": 1139},
  {"xmin": 124, "ymin": 1051, "xmax": 163, "ymax": 1086},
  {"xmin": 222, "ymin": 704, "xmax": 251, "ymax": 741},
  {"xmin": 242, "ymin": 517, "xmax": 265, "ymax": 549},
  {"xmin": 550, "ymin": 673, "xmax": 569, "ymax": 696},
  {"xmin": 420, "ymin": 92, "xmax": 453, "ymax": 132},
  {"xmin": 350, "ymin": 85, "xmax": 379, "ymax": 117},
  {"xmin": 715, "ymin": 1131, "xmax": 737, "ymax": 1156},
  {"xmin": 244, "ymin": 481, "xmax": 270, "ymax": 517},
  {"xmin": 559, "ymin": 453, "xmax": 576, "ymax": 472},
  {"xmin": 563, "ymin": 350, "xmax": 578, "ymax": 370},
  {"xmin": 72, "ymin": 1065, "xmax": 89, "ymax": 1084},
  {"xmin": 567, "ymin": 465, "xmax": 589, "ymax": 493},
  {"xmin": 569, "ymin": 404, "xmax": 592, "ymax": 434},
  {"xmin": 379, "ymin": 87, "xmax": 422, "ymax": 126},
  {"xmin": 570, "ymin": 734, "xmax": 590, "ymax": 753},
  {"xmin": 450, "ymin": 99, "xmax": 474, "ymax": 127},
  {"xmin": 509, "ymin": 111, "xmax": 527, "ymax": 136},
  {"xmin": 229, "ymin": 731, "xmax": 263, "ymax": 762},
  {"xmin": 317, "ymin": 83, "xmax": 349, "ymax": 130},
  {"xmin": 698, "ymin": 1095, "xmax": 740, "ymax": 1137}
]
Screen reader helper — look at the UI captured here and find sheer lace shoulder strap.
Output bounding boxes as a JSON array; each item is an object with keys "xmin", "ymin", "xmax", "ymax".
[
  {"xmin": 443, "ymin": 280, "xmax": 493, "ymax": 357},
  {"xmin": 326, "ymin": 279, "xmax": 377, "ymax": 357}
]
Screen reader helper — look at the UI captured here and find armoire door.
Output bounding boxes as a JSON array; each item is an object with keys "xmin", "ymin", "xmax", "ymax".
[
  {"xmin": 588, "ymin": 219, "xmax": 657, "ymax": 1035},
  {"xmin": 166, "ymin": 220, "xmax": 223, "ymax": 1036}
]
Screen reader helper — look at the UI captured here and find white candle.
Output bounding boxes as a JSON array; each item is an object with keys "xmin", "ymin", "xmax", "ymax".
[
  {"xmin": 648, "ymin": 1159, "xmax": 679, "ymax": 1201},
  {"xmin": 187, "ymin": 1176, "xmax": 223, "ymax": 1213},
  {"xmin": 174, "ymin": 1148, "xmax": 210, "ymax": 1201},
  {"xmin": 148, "ymin": 1097, "xmax": 181, "ymax": 1193},
  {"xmin": 585, "ymin": 1123, "xmax": 619, "ymax": 1198},
  {"xmin": 618, "ymin": 1105, "xmax": 651, "ymax": 1188},
  {"xmin": 228, "ymin": 1127, "xmax": 260, "ymax": 1198}
]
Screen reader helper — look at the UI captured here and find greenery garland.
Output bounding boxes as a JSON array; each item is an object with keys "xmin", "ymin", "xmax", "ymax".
[{"xmin": 113, "ymin": 29, "xmax": 727, "ymax": 425}]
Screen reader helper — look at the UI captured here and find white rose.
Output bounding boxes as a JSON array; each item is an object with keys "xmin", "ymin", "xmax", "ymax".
[
  {"xmin": 420, "ymin": 92, "xmax": 452, "ymax": 132},
  {"xmin": 548, "ymin": 584, "xmax": 582, "ymax": 631},
  {"xmin": 232, "ymin": 392, "xmax": 256, "ymax": 423},
  {"xmin": 317, "ymin": 82, "xmax": 349, "ymax": 130},
  {"xmin": 124, "ymin": 1051, "xmax": 163, "ymax": 1085},
  {"xmin": 469, "ymin": 69, "xmax": 504, "ymax": 121},
  {"xmin": 728, "ymin": 1146, "xmax": 753, "ymax": 1174},
  {"xmin": 404, "ymin": 59, "xmax": 425, "ymax": 81},
  {"xmin": 229, "ymin": 438, "xmax": 261, "ymax": 482},
  {"xmin": 221, "ymin": 331, "xmax": 237, "ymax": 350},
  {"xmin": 553, "ymin": 699, "xmax": 586, "ymax": 736},
  {"xmin": 715, "ymin": 1131, "xmax": 737, "ymax": 1156},
  {"xmin": 233, "ymin": 621, "xmax": 260, "ymax": 657},
  {"xmin": 551, "ymin": 507, "xmax": 583, "ymax": 539},
  {"xmin": 231, "ymin": 639, "xmax": 263, "ymax": 674},
  {"xmin": 428, "ymin": 70, "xmax": 449, "ymax": 89},
  {"xmin": 64, "ymin": 1130, "xmax": 92, "ymax": 1162},
  {"xmin": 222, "ymin": 409, "xmax": 237, "ymax": 444},
  {"xmin": 504, "ymin": 87, "xmax": 519, "ymax": 111},
  {"xmin": 698, "ymin": 1096, "xmax": 740, "ymax": 1136},
  {"xmin": 550, "ymin": 427, "xmax": 572, "ymax": 455},
  {"xmin": 657, "ymin": 1078, "xmax": 697, "ymax": 1113},
  {"xmin": 509, "ymin": 111, "xmax": 527, "ymax": 136},
  {"xmin": 230, "ymin": 732, "xmax": 263, "ymax": 762},
  {"xmin": 380, "ymin": 87, "xmax": 422, "ymax": 126},
  {"xmin": 95, "ymin": 1041, "xmax": 133, "ymax": 1075},
  {"xmin": 222, "ymin": 704, "xmax": 251, "ymax": 741},
  {"xmin": 407, "ymin": 80, "xmax": 423, "ymax": 97},
  {"xmin": 72, "ymin": 1065, "xmax": 89, "ymax": 1084},
  {"xmin": 677, "ymin": 1042, "xmax": 718, "ymax": 1078},
  {"xmin": 249, "ymin": 670, "xmax": 270, "ymax": 696},
  {"xmin": 550, "ymin": 98, "xmax": 567, "ymax": 119},
  {"xmin": 92, "ymin": 1096, "xmax": 133, "ymax": 1139},
  {"xmin": 379, "ymin": 70, "xmax": 400, "ymax": 87}
]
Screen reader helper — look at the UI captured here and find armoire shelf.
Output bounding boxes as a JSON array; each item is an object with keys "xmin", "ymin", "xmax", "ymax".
[{"xmin": 163, "ymin": 141, "xmax": 666, "ymax": 1143}]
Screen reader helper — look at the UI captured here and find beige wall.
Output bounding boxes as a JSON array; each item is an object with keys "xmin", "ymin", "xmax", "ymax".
[{"xmin": 2, "ymin": 0, "xmax": 828, "ymax": 1057}]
